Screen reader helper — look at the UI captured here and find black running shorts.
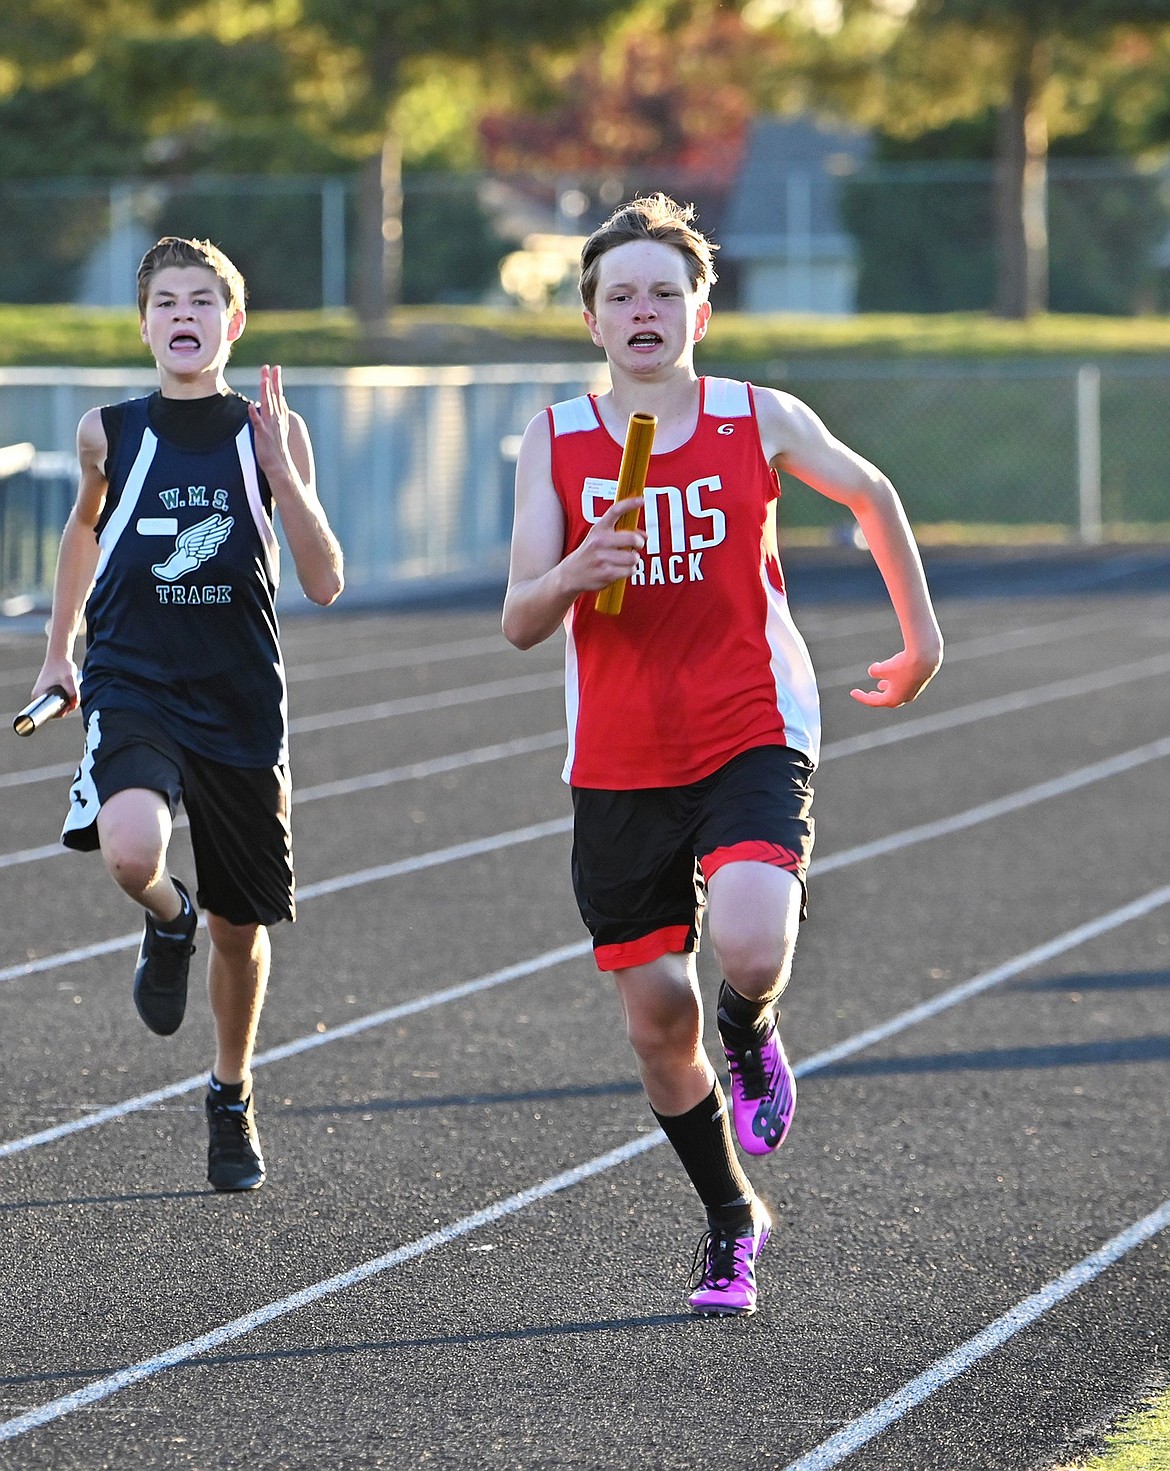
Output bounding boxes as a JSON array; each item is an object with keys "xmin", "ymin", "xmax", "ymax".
[
  {"xmin": 570, "ymin": 743, "xmax": 815, "ymax": 972},
  {"xmin": 61, "ymin": 707, "xmax": 295, "ymax": 926}
]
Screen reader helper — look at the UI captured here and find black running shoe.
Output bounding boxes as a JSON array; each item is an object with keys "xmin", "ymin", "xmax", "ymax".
[
  {"xmin": 206, "ymin": 1091, "xmax": 265, "ymax": 1192},
  {"xmin": 133, "ymin": 879, "xmax": 197, "ymax": 1036}
]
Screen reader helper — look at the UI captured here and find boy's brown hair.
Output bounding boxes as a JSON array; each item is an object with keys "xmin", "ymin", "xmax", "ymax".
[
  {"xmin": 136, "ymin": 237, "xmax": 247, "ymax": 318},
  {"xmin": 579, "ymin": 193, "xmax": 718, "ymax": 314}
]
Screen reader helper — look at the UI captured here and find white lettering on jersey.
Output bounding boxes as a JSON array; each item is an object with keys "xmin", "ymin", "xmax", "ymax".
[
  {"xmin": 643, "ymin": 485, "xmax": 685, "ymax": 558},
  {"xmin": 580, "ymin": 473, "xmax": 723, "ymax": 588},
  {"xmin": 685, "ymin": 476, "xmax": 725, "ymax": 549},
  {"xmin": 158, "ymin": 485, "xmax": 231, "ymax": 511},
  {"xmin": 156, "ymin": 584, "xmax": 233, "ymax": 605}
]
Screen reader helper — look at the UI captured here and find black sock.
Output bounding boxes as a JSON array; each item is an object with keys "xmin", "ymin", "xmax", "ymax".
[
  {"xmin": 653, "ymin": 1083, "xmax": 754, "ymax": 1229},
  {"xmin": 716, "ymin": 980, "xmax": 773, "ymax": 1042},
  {"xmin": 208, "ymin": 1074, "xmax": 246, "ymax": 1105}
]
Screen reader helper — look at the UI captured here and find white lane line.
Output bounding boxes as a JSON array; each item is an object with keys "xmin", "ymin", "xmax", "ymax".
[
  {"xmin": 287, "ymin": 634, "xmax": 520, "ymax": 682},
  {"xmin": 779, "ymin": 1197, "xmax": 1170, "ymax": 1471},
  {"xmin": 0, "ymin": 673, "xmax": 565, "ymax": 792},
  {"xmin": 817, "ymin": 607, "xmax": 1137, "ymax": 684},
  {"xmin": 0, "ymin": 732, "xmax": 568, "ymax": 871},
  {"xmin": 819, "ymin": 651, "xmax": 1170, "ymax": 759},
  {"xmin": 0, "ymin": 818, "xmax": 575, "ymax": 987},
  {"xmin": 288, "ymin": 669, "xmax": 563, "ymax": 733},
  {"xmin": 4, "ymin": 642, "xmax": 1167, "ymax": 794},
  {"xmin": 0, "ymin": 941, "xmax": 591, "ymax": 1160},
  {"xmin": 0, "ymin": 1132, "xmax": 664, "ymax": 1444},
  {"xmin": 294, "ymin": 650, "xmax": 1170, "ymax": 740},
  {"xmin": 2, "ymin": 883, "xmax": 1167, "ymax": 1442},
  {"xmin": 4, "ymin": 734, "xmax": 1169, "ymax": 989},
  {"xmin": 0, "ymin": 759, "xmax": 74, "ymax": 791},
  {"xmin": 794, "ymin": 883, "xmax": 1170, "ymax": 1076},
  {"xmin": 285, "ymin": 607, "xmax": 1127, "ymax": 682},
  {"xmin": 4, "ymin": 628, "xmax": 1168, "ymax": 857},
  {"xmin": 814, "ymin": 735, "xmax": 1170, "ymax": 872}
]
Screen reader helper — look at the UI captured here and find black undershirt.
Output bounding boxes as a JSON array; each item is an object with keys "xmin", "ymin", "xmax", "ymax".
[{"xmin": 101, "ymin": 390, "xmax": 251, "ymax": 476}]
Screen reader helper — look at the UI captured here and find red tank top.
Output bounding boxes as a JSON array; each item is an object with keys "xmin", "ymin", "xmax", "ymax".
[{"xmin": 548, "ymin": 377, "xmax": 820, "ymax": 789}]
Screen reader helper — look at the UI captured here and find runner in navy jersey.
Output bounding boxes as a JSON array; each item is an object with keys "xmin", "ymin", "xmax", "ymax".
[
  {"xmin": 504, "ymin": 195, "xmax": 943, "ymax": 1315},
  {"xmin": 28, "ymin": 236, "xmax": 343, "ymax": 1191}
]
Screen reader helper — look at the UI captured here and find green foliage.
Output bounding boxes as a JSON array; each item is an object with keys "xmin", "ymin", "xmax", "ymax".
[
  {"xmin": 0, "ymin": 79, "xmax": 144, "ymax": 177},
  {"xmin": 1048, "ymin": 167, "xmax": 1167, "ymax": 313},
  {"xmin": 3, "ymin": 302, "xmax": 1170, "ymax": 370},
  {"xmin": 841, "ymin": 156, "xmax": 1168, "ymax": 315},
  {"xmin": 0, "ymin": 180, "xmax": 122, "ymax": 304},
  {"xmin": 401, "ymin": 179, "xmax": 505, "ymax": 305},
  {"xmin": 840, "ymin": 168, "xmax": 996, "ymax": 313},
  {"xmin": 153, "ymin": 186, "xmax": 336, "ymax": 311},
  {"xmin": 913, "ymin": 0, "xmax": 1170, "ymax": 34}
]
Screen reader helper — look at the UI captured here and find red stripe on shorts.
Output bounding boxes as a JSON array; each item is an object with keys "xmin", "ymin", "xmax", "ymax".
[
  {"xmin": 700, "ymin": 840, "xmax": 803, "ymax": 884},
  {"xmin": 594, "ymin": 924, "xmax": 692, "ymax": 973}
]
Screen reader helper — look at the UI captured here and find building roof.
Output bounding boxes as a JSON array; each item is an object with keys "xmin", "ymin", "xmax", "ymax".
[{"xmin": 721, "ymin": 115, "xmax": 871, "ymax": 261}]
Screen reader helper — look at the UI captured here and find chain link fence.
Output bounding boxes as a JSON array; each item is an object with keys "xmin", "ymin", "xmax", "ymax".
[
  {"xmin": 1, "ymin": 359, "xmax": 1165, "ymax": 613},
  {"xmin": 751, "ymin": 358, "xmax": 1168, "ymax": 541},
  {"xmin": 2, "ymin": 161, "xmax": 1169, "ymax": 313}
]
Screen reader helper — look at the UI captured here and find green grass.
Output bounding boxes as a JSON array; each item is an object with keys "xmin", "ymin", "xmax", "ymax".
[
  {"xmin": 3, "ymin": 303, "xmax": 1170, "ymax": 368},
  {"xmin": 1057, "ymin": 1386, "xmax": 1170, "ymax": 1471}
]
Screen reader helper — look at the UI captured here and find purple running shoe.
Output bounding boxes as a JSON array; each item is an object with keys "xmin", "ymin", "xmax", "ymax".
[
  {"xmin": 687, "ymin": 1208, "xmax": 772, "ymax": 1317},
  {"xmin": 722, "ymin": 1020, "xmax": 796, "ymax": 1155}
]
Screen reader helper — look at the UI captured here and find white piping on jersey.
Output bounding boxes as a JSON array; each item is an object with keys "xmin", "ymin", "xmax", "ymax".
[
  {"xmin": 760, "ymin": 562, "xmax": 821, "ymax": 767},
  {"xmin": 702, "ymin": 377, "xmax": 752, "ymax": 418},
  {"xmin": 549, "ymin": 379, "xmax": 753, "ymax": 442},
  {"xmin": 561, "ymin": 620, "xmax": 582, "ymax": 784},
  {"xmin": 550, "ymin": 396, "xmax": 599, "ymax": 437},
  {"xmin": 93, "ymin": 429, "xmax": 159, "ymax": 585},
  {"xmin": 236, "ymin": 425, "xmax": 280, "ymax": 585}
]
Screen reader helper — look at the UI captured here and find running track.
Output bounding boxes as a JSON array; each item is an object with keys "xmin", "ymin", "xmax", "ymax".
[{"xmin": 0, "ymin": 547, "xmax": 1167, "ymax": 1470}]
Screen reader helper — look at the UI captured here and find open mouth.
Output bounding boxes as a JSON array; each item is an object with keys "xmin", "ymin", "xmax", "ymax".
[
  {"xmin": 628, "ymin": 332, "xmax": 663, "ymax": 349},
  {"xmin": 169, "ymin": 332, "xmax": 201, "ymax": 352}
]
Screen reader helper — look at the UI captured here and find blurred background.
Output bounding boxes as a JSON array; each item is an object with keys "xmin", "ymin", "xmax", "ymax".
[{"xmin": 2, "ymin": 0, "xmax": 1169, "ymax": 607}]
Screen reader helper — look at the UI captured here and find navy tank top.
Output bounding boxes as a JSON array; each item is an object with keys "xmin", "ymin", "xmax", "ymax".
[{"xmin": 81, "ymin": 393, "xmax": 287, "ymax": 766}]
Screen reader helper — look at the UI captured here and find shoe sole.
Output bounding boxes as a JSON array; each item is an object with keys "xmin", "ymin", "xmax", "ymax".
[{"xmin": 209, "ymin": 1172, "xmax": 265, "ymax": 1193}]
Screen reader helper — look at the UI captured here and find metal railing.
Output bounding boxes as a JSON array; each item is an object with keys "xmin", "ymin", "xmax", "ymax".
[{"xmin": 0, "ymin": 358, "xmax": 1165, "ymax": 611}]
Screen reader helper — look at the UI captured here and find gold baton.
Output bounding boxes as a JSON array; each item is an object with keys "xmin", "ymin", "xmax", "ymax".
[{"xmin": 595, "ymin": 411, "xmax": 657, "ymax": 616}]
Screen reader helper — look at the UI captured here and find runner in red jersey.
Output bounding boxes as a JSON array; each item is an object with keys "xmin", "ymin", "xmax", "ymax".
[
  {"xmin": 548, "ymin": 375, "xmax": 819, "ymax": 789},
  {"xmin": 504, "ymin": 194, "xmax": 943, "ymax": 1316}
]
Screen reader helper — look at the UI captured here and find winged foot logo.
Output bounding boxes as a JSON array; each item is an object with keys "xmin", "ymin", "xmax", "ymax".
[{"xmin": 152, "ymin": 512, "xmax": 234, "ymax": 580}]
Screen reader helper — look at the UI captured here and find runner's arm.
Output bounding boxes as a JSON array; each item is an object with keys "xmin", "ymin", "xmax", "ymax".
[
  {"xmin": 30, "ymin": 408, "xmax": 110, "ymax": 711},
  {"xmin": 757, "ymin": 387, "xmax": 943, "ymax": 708},
  {"xmin": 249, "ymin": 364, "xmax": 344, "ymax": 606},
  {"xmin": 502, "ymin": 412, "xmax": 645, "ymax": 650}
]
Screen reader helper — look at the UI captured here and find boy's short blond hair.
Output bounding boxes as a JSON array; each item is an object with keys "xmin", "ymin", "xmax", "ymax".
[
  {"xmin": 136, "ymin": 237, "xmax": 247, "ymax": 318},
  {"xmin": 579, "ymin": 194, "xmax": 719, "ymax": 314}
]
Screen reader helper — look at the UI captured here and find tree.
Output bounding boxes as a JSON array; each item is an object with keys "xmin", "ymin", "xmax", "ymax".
[
  {"xmin": 297, "ymin": 0, "xmax": 635, "ymax": 326},
  {"xmin": 909, "ymin": 2, "xmax": 1170, "ymax": 316},
  {"xmin": 0, "ymin": 0, "xmax": 634, "ymax": 319},
  {"xmin": 743, "ymin": 0, "xmax": 1170, "ymax": 317}
]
